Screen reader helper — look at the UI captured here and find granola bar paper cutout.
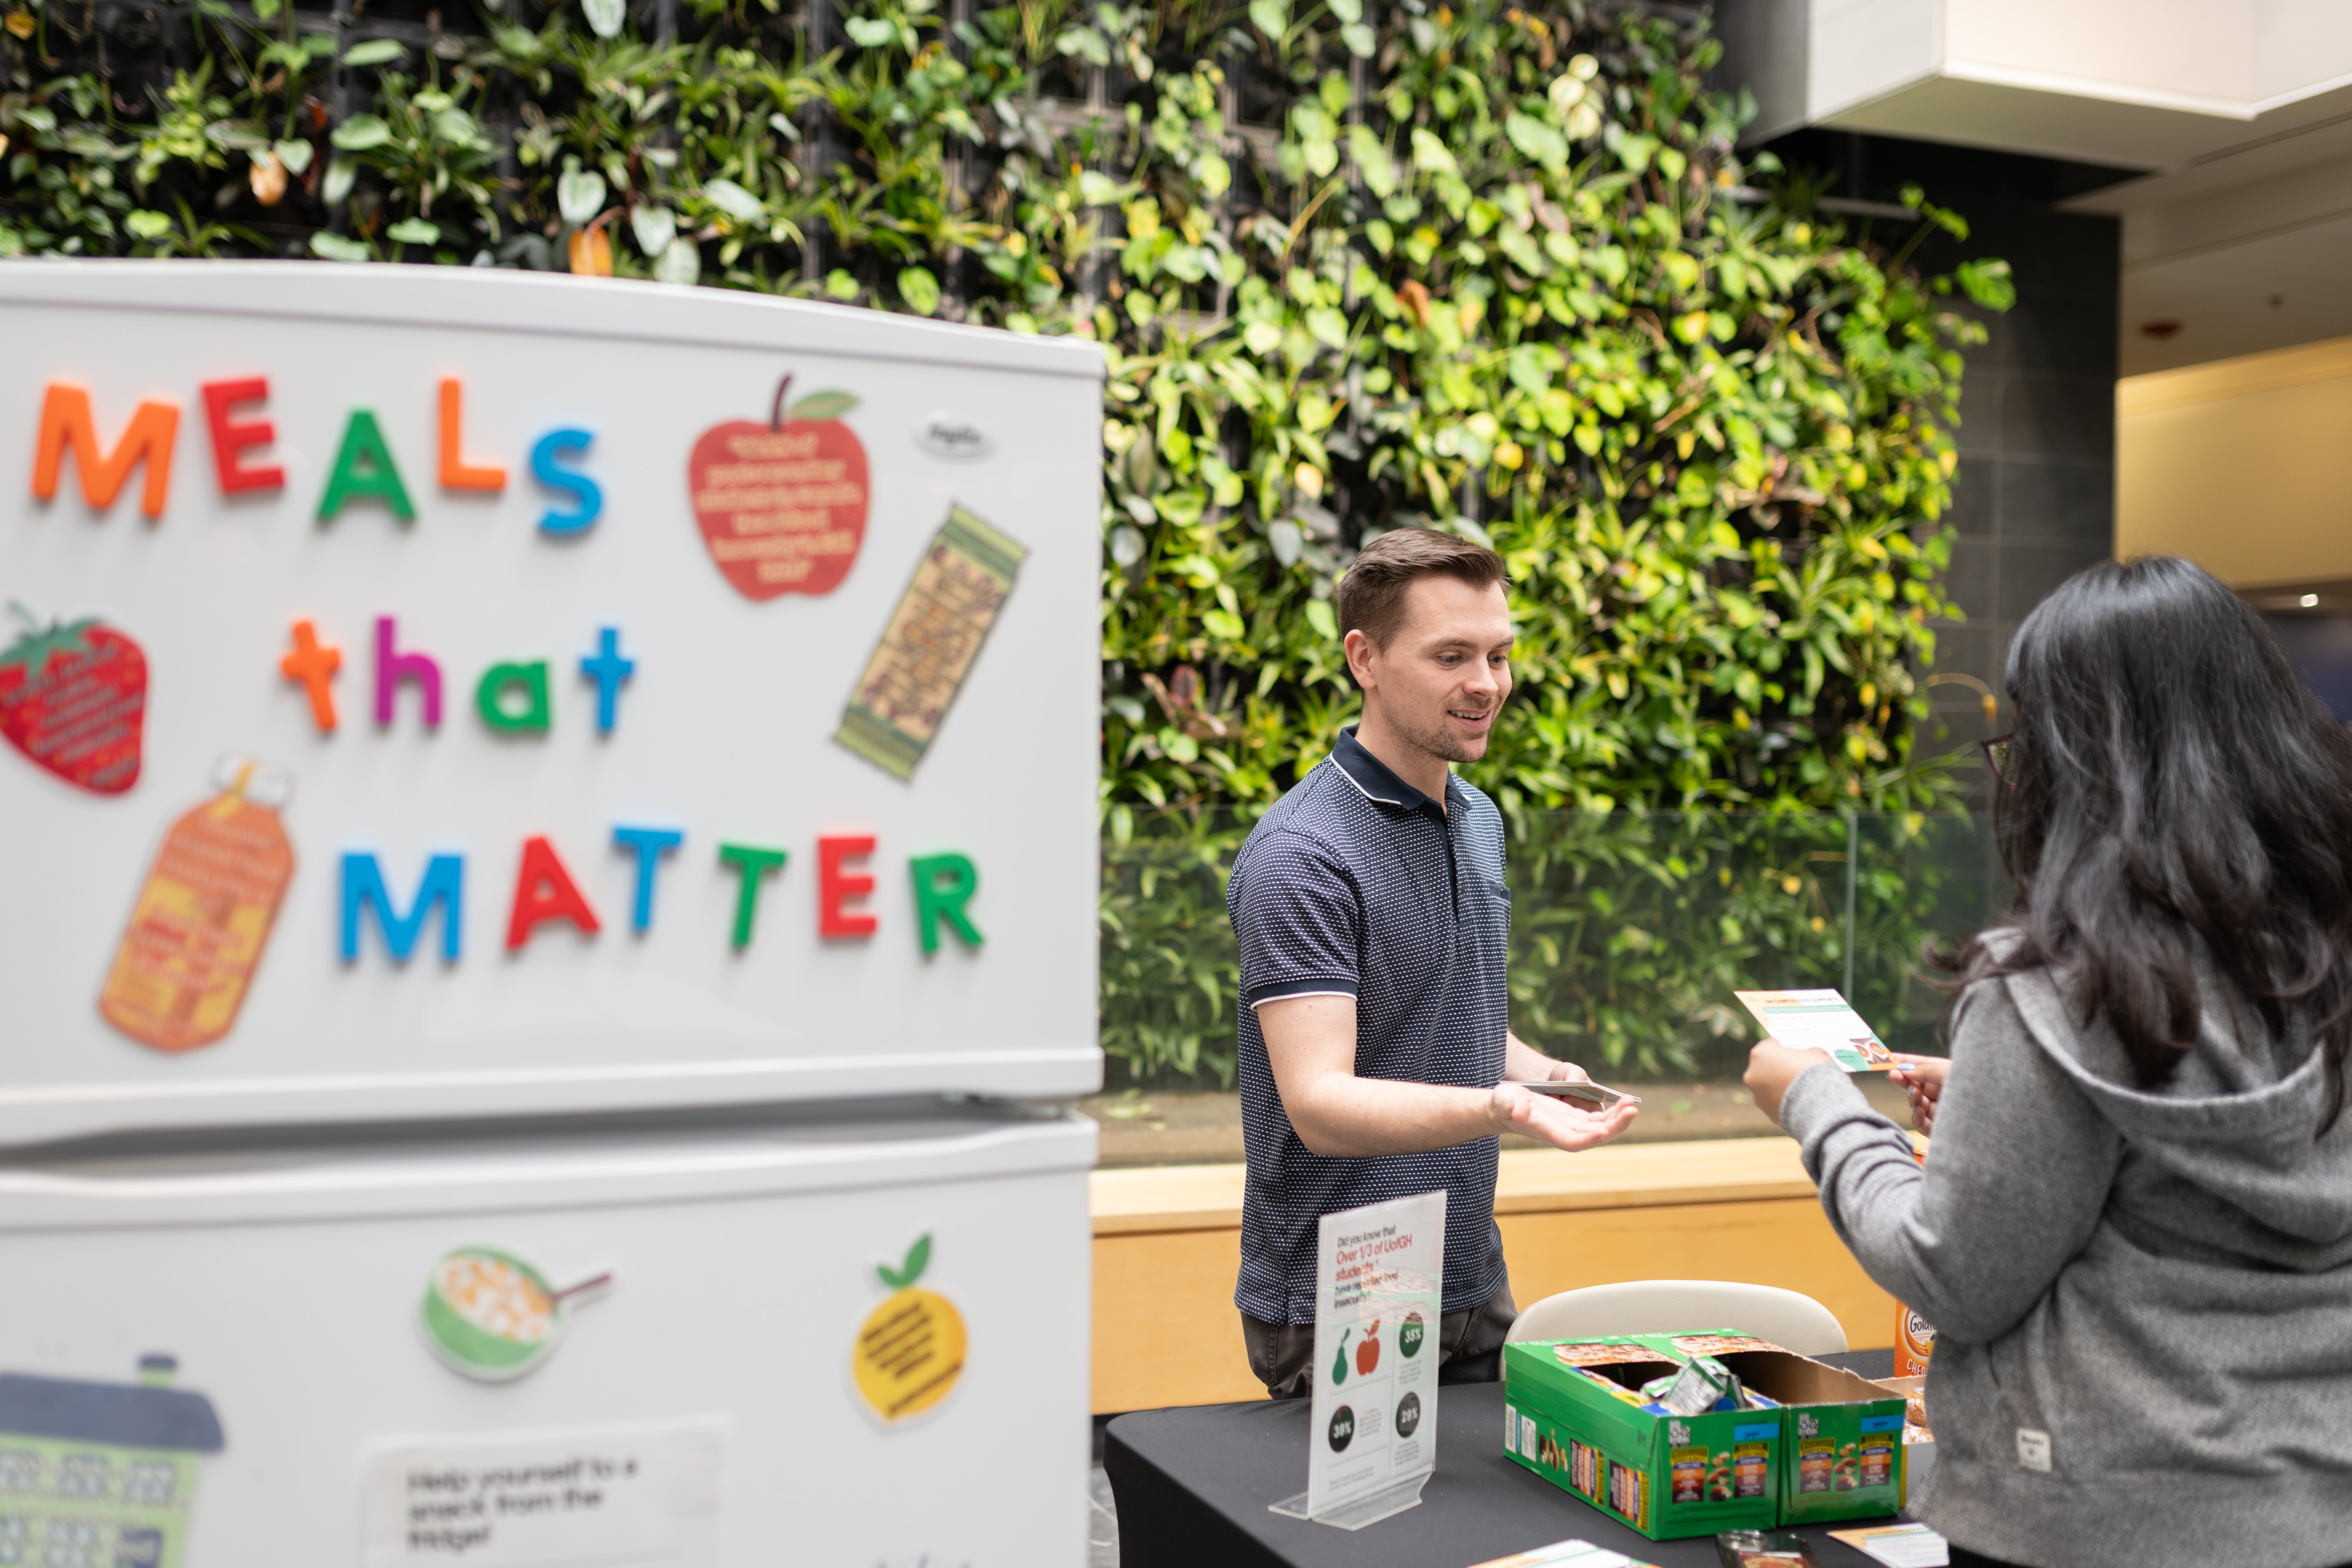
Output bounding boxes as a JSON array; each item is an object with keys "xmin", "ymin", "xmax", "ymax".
[{"xmin": 835, "ymin": 506, "xmax": 1025, "ymax": 781}]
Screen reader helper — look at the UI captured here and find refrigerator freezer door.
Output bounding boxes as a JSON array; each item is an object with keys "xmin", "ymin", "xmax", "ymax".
[
  {"xmin": 0, "ymin": 1108, "xmax": 1097, "ymax": 1567},
  {"xmin": 0, "ymin": 262, "xmax": 1104, "ymax": 1146}
]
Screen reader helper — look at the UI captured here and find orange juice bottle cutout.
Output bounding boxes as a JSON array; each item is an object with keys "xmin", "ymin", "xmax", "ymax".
[
  {"xmin": 99, "ymin": 758, "xmax": 294, "ymax": 1052},
  {"xmin": 1893, "ymin": 1139, "xmax": 1936, "ymax": 1377}
]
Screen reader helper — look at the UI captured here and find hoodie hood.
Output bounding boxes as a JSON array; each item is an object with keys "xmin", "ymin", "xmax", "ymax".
[{"xmin": 2000, "ymin": 951, "xmax": 2352, "ymax": 1255}]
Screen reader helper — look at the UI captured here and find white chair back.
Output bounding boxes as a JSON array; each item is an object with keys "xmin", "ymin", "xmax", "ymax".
[{"xmin": 1505, "ymin": 1280, "xmax": 1849, "ymax": 1370}]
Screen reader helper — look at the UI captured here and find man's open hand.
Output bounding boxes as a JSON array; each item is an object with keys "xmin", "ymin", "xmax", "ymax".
[{"xmin": 1489, "ymin": 1082, "xmax": 1640, "ymax": 1152}]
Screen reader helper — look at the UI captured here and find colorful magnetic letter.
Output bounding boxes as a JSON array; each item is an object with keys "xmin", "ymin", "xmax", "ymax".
[
  {"xmin": 475, "ymin": 661, "xmax": 552, "ymax": 733},
  {"xmin": 719, "ymin": 842, "xmax": 789, "ymax": 948},
  {"xmin": 318, "ymin": 410, "xmax": 416, "ymax": 521},
  {"xmin": 579, "ymin": 627, "xmax": 635, "ymax": 733},
  {"xmin": 281, "ymin": 620, "xmax": 342, "ymax": 731},
  {"xmin": 613, "ymin": 826, "xmax": 684, "ymax": 931},
  {"xmin": 375, "ymin": 618, "xmax": 443, "ymax": 728},
  {"xmin": 32, "ymin": 385, "xmax": 180, "ymax": 519},
  {"xmin": 342, "ymin": 851, "xmax": 465, "ymax": 961},
  {"xmin": 438, "ymin": 378, "xmax": 507, "ymax": 491},
  {"xmin": 506, "ymin": 835, "xmax": 602, "ymax": 949},
  {"xmin": 818, "ymin": 835, "xmax": 878, "ymax": 938},
  {"xmin": 200, "ymin": 377, "xmax": 285, "ymax": 494},
  {"xmin": 910, "ymin": 852, "xmax": 984, "ymax": 954},
  {"xmin": 531, "ymin": 429, "xmax": 603, "ymax": 534}
]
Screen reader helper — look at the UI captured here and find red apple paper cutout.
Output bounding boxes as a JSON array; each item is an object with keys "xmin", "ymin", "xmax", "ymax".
[
  {"xmin": 1356, "ymin": 1321, "xmax": 1381, "ymax": 1376},
  {"xmin": 688, "ymin": 375, "xmax": 870, "ymax": 600}
]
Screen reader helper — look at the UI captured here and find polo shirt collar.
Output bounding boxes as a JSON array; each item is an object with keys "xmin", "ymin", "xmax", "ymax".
[{"xmin": 1331, "ymin": 726, "xmax": 1451, "ymax": 814}]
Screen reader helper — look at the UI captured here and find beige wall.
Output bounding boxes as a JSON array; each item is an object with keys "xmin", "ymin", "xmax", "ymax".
[
  {"xmin": 2117, "ymin": 334, "xmax": 2352, "ymax": 586},
  {"xmin": 1089, "ymin": 1141, "xmax": 1902, "ymax": 1413}
]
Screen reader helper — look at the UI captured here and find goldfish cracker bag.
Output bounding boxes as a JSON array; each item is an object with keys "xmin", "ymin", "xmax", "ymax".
[
  {"xmin": 1893, "ymin": 1141, "xmax": 1936, "ymax": 1378},
  {"xmin": 99, "ymin": 757, "xmax": 294, "ymax": 1052}
]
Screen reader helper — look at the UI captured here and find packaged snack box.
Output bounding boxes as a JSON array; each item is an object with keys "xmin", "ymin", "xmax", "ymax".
[
  {"xmin": 1701, "ymin": 1340, "xmax": 1907, "ymax": 1526},
  {"xmin": 1503, "ymin": 1332, "xmax": 1907, "ymax": 1537},
  {"xmin": 1502, "ymin": 1336, "xmax": 1781, "ymax": 1540}
]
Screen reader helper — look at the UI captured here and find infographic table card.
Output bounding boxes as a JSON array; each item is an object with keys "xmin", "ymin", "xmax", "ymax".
[
  {"xmin": 1733, "ymin": 989, "xmax": 1895, "ymax": 1071},
  {"xmin": 1279, "ymin": 1189, "xmax": 1445, "ymax": 1529}
]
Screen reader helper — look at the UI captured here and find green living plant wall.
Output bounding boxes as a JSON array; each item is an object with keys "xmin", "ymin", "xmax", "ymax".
[{"xmin": 0, "ymin": 0, "xmax": 2010, "ymax": 1083}]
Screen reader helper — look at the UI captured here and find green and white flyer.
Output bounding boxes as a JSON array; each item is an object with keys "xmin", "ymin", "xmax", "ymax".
[{"xmin": 1276, "ymin": 1189, "xmax": 1446, "ymax": 1529}]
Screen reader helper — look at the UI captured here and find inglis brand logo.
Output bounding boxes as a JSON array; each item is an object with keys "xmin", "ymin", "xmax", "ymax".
[
  {"xmin": 916, "ymin": 413, "xmax": 991, "ymax": 460},
  {"xmin": 1798, "ymin": 1413, "xmax": 1821, "ymax": 1438}
]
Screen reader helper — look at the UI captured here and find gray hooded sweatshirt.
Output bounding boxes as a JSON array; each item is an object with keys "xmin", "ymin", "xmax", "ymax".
[{"xmin": 1779, "ymin": 941, "xmax": 2352, "ymax": 1568}]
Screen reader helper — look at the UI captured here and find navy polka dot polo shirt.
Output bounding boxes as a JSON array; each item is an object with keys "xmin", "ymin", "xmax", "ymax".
[{"xmin": 1228, "ymin": 725, "xmax": 1512, "ymax": 1325}]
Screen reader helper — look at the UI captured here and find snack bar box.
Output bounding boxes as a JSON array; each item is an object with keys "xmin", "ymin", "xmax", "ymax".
[
  {"xmin": 1502, "ymin": 1332, "xmax": 1906, "ymax": 1540},
  {"xmin": 0, "ymin": 1102, "xmax": 1093, "ymax": 1567}
]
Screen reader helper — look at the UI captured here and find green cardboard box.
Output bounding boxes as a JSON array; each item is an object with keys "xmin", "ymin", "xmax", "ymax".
[
  {"xmin": 1501, "ymin": 1332, "xmax": 1906, "ymax": 1539},
  {"xmin": 1501, "ymin": 1335, "xmax": 1782, "ymax": 1540},
  {"xmin": 1706, "ymin": 1342, "xmax": 1907, "ymax": 1526}
]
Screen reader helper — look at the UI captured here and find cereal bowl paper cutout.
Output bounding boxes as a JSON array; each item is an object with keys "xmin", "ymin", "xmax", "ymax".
[
  {"xmin": 688, "ymin": 377, "xmax": 869, "ymax": 600},
  {"xmin": 420, "ymin": 1246, "xmax": 607, "ymax": 1383}
]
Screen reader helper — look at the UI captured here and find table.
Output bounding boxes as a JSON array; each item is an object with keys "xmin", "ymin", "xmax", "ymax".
[{"xmin": 1106, "ymin": 1350, "xmax": 1927, "ymax": 1568}]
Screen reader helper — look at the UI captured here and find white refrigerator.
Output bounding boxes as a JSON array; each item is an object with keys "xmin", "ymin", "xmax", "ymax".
[{"xmin": 0, "ymin": 263, "xmax": 1106, "ymax": 1567}]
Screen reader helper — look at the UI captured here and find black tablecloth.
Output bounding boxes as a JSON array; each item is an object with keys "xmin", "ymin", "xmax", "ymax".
[{"xmin": 1107, "ymin": 1350, "xmax": 1925, "ymax": 1568}]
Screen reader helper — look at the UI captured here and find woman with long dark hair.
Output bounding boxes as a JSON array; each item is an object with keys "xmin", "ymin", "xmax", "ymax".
[{"xmin": 1743, "ymin": 555, "xmax": 2352, "ymax": 1568}]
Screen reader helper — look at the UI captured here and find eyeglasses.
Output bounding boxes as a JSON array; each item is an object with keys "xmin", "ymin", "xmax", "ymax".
[{"xmin": 1979, "ymin": 733, "xmax": 2017, "ymax": 790}]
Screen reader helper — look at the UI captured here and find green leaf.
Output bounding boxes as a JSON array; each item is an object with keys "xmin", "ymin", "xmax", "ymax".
[
  {"xmin": 898, "ymin": 266, "xmax": 941, "ymax": 316},
  {"xmin": 123, "ymin": 210, "xmax": 173, "ymax": 241},
  {"xmin": 386, "ymin": 218, "xmax": 440, "ymax": 245},
  {"xmin": 1077, "ymin": 170, "xmax": 1134, "ymax": 206},
  {"xmin": 787, "ymin": 391, "xmax": 861, "ymax": 423},
  {"xmin": 329, "ymin": 114, "xmax": 391, "ymax": 151},
  {"xmin": 1504, "ymin": 112, "xmax": 1566, "ymax": 174},
  {"xmin": 558, "ymin": 165, "xmax": 609, "ymax": 226},
  {"xmin": 309, "ymin": 232, "xmax": 372, "ymax": 262},
  {"xmin": 339, "ymin": 39, "xmax": 406, "ymax": 67},
  {"xmin": 701, "ymin": 178, "xmax": 766, "ymax": 221},
  {"xmin": 1247, "ymin": 0, "xmax": 1288, "ymax": 40},
  {"xmin": 1955, "ymin": 258, "xmax": 2016, "ymax": 311}
]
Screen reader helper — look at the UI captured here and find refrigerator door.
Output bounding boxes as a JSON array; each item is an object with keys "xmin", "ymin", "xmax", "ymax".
[
  {"xmin": 0, "ymin": 262, "xmax": 1103, "ymax": 1146},
  {"xmin": 0, "ymin": 1104, "xmax": 1095, "ymax": 1567}
]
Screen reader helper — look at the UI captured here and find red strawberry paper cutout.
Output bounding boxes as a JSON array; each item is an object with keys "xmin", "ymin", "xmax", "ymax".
[
  {"xmin": 0, "ymin": 608, "xmax": 148, "ymax": 794},
  {"xmin": 688, "ymin": 376, "xmax": 870, "ymax": 600}
]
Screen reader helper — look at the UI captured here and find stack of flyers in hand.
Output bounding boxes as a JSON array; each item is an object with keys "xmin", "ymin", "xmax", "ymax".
[{"xmin": 1733, "ymin": 990, "xmax": 1895, "ymax": 1072}]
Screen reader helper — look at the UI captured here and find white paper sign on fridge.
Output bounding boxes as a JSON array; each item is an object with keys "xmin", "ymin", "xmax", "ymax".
[
  {"xmin": 361, "ymin": 1417, "xmax": 723, "ymax": 1567},
  {"xmin": 1292, "ymin": 1189, "xmax": 1444, "ymax": 1528}
]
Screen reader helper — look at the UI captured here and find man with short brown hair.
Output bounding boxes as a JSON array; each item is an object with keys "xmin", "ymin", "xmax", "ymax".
[{"xmin": 1228, "ymin": 527, "xmax": 1639, "ymax": 1398}]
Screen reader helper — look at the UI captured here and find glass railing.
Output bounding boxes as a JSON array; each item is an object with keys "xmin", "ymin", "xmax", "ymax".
[{"xmin": 1091, "ymin": 810, "xmax": 2002, "ymax": 1165}]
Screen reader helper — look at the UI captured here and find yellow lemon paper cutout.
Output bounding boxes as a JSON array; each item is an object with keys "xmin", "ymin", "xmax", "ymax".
[{"xmin": 853, "ymin": 1232, "xmax": 967, "ymax": 1423}]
